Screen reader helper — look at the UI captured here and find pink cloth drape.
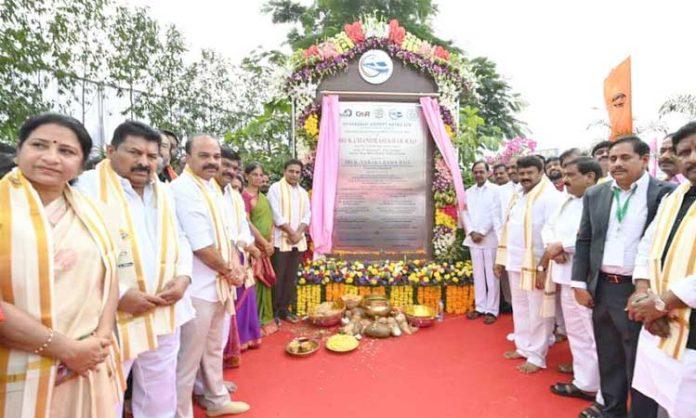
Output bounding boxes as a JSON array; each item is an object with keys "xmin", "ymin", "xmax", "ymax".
[
  {"xmin": 309, "ymin": 95, "xmax": 340, "ymax": 254},
  {"xmin": 420, "ymin": 97, "xmax": 468, "ymax": 212}
]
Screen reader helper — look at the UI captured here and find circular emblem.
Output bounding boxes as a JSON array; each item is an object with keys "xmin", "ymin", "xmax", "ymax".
[{"xmin": 358, "ymin": 49, "xmax": 394, "ymax": 84}]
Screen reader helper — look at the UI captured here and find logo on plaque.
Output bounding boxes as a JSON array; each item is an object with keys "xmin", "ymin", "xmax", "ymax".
[{"xmin": 358, "ymin": 49, "xmax": 393, "ymax": 84}]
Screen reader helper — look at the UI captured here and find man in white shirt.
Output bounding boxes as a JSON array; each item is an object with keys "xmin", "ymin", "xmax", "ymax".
[
  {"xmin": 494, "ymin": 156, "xmax": 563, "ymax": 374},
  {"xmin": 76, "ymin": 121, "xmax": 195, "ymax": 418},
  {"xmin": 464, "ymin": 161, "xmax": 502, "ymax": 324},
  {"xmin": 493, "ymin": 162, "xmax": 516, "ymax": 311},
  {"xmin": 171, "ymin": 135, "xmax": 250, "ymax": 417},
  {"xmin": 540, "ymin": 157, "xmax": 603, "ymax": 405},
  {"xmin": 268, "ymin": 159, "xmax": 311, "ymax": 323},
  {"xmin": 506, "ymin": 157, "xmax": 519, "ymax": 185},
  {"xmin": 572, "ymin": 136, "xmax": 673, "ymax": 418},
  {"xmin": 629, "ymin": 123, "xmax": 696, "ymax": 418}
]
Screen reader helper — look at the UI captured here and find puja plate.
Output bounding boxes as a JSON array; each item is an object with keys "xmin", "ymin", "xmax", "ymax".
[{"xmin": 285, "ymin": 337, "xmax": 320, "ymax": 357}]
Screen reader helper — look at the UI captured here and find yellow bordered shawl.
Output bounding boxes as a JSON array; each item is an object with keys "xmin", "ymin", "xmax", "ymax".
[
  {"xmin": 0, "ymin": 168, "xmax": 124, "ymax": 418},
  {"xmin": 183, "ymin": 167, "xmax": 236, "ymax": 314},
  {"xmin": 496, "ymin": 192, "xmax": 520, "ymax": 266},
  {"xmin": 95, "ymin": 160, "xmax": 180, "ymax": 361},
  {"xmin": 519, "ymin": 177, "xmax": 550, "ymax": 291},
  {"xmin": 278, "ymin": 177, "xmax": 308, "ymax": 252},
  {"xmin": 648, "ymin": 181, "xmax": 696, "ymax": 359}
]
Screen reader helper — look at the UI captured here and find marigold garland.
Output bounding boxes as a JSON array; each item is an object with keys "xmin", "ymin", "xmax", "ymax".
[{"xmin": 417, "ymin": 286, "xmax": 442, "ymax": 313}]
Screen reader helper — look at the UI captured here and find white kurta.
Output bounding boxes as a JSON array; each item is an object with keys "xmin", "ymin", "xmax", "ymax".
[
  {"xmin": 464, "ymin": 182, "xmax": 502, "ymax": 316},
  {"xmin": 171, "ymin": 173, "xmax": 232, "ymax": 303},
  {"xmin": 505, "ymin": 183, "xmax": 563, "ymax": 368},
  {"xmin": 633, "ymin": 193, "xmax": 696, "ymax": 418},
  {"xmin": 267, "ymin": 180, "xmax": 311, "ymax": 249},
  {"xmin": 76, "ymin": 169, "xmax": 195, "ymax": 418},
  {"xmin": 542, "ymin": 194, "xmax": 602, "ymax": 396}
]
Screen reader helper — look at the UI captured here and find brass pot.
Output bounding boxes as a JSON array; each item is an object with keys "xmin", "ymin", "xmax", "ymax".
[{"xmin": 362, "ymin": 295, "xmax": 391, "ymax": 318}]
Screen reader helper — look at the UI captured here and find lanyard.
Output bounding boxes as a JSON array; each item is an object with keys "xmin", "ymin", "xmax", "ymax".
[{"xmin": 612, "ymin": 186, "xmax": 637, "ymax": 223}]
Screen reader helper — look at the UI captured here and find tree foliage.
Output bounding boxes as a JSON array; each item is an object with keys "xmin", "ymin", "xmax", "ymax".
[{"xmin": 263, "ymin": 0, "xmax": 525, "ymax": 156}]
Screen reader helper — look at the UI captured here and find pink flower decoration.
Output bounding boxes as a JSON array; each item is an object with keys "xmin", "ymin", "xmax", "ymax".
[
  {"xmin": 388, "ymin": 19, "xmax": 405, "ymax": 45},
  {"xmin": 318, "ymin": 42, "xmax": 339, "ymax": 59},
  {"xmin": 344, "ymin": 21, "xmax": 365, "ymax": 43},
  {"xmin": 303, "ymin": 45, "xmax": 320, "ymax": 59},
  {"xmin": 434, "ymin": 46, "xmax": 450, "ymax": 61}
]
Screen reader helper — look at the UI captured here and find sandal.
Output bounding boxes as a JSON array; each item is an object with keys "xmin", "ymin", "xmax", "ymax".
[
  {"xmin": 466, "ymin": 311, "xmax": 483, "ymax": 320},
  {"xmin": 578, "ymin": 402, "xmax": 603, "ymax": 418},
  {"xmin": 550, "ymin": 382, "xmax": 595, "ymax": 401}
]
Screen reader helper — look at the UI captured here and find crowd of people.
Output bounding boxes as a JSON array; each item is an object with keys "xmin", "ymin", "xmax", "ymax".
[
  {"xmin": 464, "ymin": 129, "xmax": 695, "ymax": 418},
  {"xmin": 0, "ymin": 111, "xmax": 694, "ymax": 418},
  {"xmin": 0, "ymin": 114, "xmax": 310, "ymax": 418}
]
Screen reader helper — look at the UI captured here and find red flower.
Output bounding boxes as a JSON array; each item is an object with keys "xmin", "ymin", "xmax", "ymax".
[
  {"xmin": 441, "ymin": 205, "xmax": 458, "ymax": 220},
  {"xmin": 344, "ymin": 21, "xmax": 365, "ymax": 43},
  {"xmin": 434, "ymin": 46, "xmax": 450, "ymax": 61},
  {"xmin": 388, "ymin": 19, "xmax": 405, "ymax": 45},
  {"xmin": 303, "ymin": 45, "xmax": 320, "ymax": 58}
]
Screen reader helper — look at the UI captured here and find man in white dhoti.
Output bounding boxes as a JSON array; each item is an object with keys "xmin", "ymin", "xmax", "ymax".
[
  {"xmin": 76, "ymin": 121, "xmax": 195, "ymax": 418},
  {"xmin": 630, "ymin": 122, "xmax": 696, "ymax": 418},
  {"xmin": 464, "ymin": 161, "xmax": 502, "ymax": 324},
  {"xmin": 539, "ymin": 157, "xmax": 604, "ymax": 406},
  {"xmin": 495, "ymin": 156, "xmax": 563, "ymax": 373},
  {"xmin": 171, "ymin": 135, "xmax": 250, "ymax": 417}
]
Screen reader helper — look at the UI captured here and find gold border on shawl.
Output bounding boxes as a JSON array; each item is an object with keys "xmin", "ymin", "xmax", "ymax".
[
  {"xmin": 0, "ymin": 176, "xmax": 13, "ymax": 415},
  {"xmin": 101, "ymin": 163, "xmax": 157, "ymax": 350}
]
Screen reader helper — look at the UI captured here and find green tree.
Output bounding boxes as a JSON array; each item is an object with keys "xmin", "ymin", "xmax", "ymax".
[
  {"xmin": 263, "ymin": 0, "xmax": 524, "ymax": 150},
  {"xmin": 263, "ymin": 0, "xmax": 454, "ymax": 50},
  {"xmin": 0, "ymin": 0, "xmax": 55, "ymax": 143},
  {"xmin": 107, "ymin": 6, "xmax": 161, "ymax": 119}
]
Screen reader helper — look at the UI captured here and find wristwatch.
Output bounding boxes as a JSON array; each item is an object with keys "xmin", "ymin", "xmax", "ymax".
[{"xmin": 654, "ymin": 297, "xmax": 667, "ymax": 312}]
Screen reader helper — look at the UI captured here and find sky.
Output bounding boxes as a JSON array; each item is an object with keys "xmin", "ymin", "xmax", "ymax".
[{"xmin": 122, "ymin": 0, "xmax": 696, "ymax": 152}]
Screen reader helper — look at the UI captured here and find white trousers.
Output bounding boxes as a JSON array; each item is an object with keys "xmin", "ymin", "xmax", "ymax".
[
  {"xmin": 560, "ymin": 285, "xmax": 602, "ymax": 402},
  {"xmin": 471, "ymin": 247, "xmax": 500, "ymax": 316},
  {"xmin": 509, "ymin": 271, "xmax": 554, "ymax": 368},
  {"xmin": 117, "ymin": 330, "xmax": 180, "ymax": 418},
  {"xmin": 193, "ymin": 312, "xmax": 232, "ymax": 396},
  {"xmin": 176, "ymin": 298, "xmax": 229, "ymax": 418},
  {"xmin": 634, "ymin": 329, "xmax": 696, "ymax": 418},
  {"xmin": 555, "ymin": 291, "xmax": 566, "ymax": 335}
]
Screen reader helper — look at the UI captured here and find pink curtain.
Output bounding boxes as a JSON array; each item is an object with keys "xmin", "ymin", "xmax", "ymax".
[
  {"xmin": 420, "ymin": 97, "xmax": 468, "ymax": 212},
  {"xmin": 309, "ymin": 95, "xmax": 340, "ymax": 254}
]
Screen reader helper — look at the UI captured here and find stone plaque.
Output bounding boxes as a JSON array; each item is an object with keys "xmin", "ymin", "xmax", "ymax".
[{"xmin": 331, "ymin": 101, "xmax": 430, "ymax": 259}]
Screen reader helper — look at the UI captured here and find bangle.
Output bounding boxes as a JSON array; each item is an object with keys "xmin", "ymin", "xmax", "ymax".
[{"xmin": 34, "ymin": 328, "xmax": 54, "ymax": 355}]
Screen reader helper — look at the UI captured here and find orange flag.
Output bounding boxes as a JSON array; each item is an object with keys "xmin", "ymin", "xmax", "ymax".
[{"xmin": 604, "ymin": 57, "xmax": 633, "ymax": 140}]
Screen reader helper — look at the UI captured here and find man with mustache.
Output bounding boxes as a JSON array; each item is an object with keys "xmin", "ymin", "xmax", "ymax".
[
  {"xmin": 540, "ymin": 157, "xmax": 604, "ymax": 409},
  {"xmin": 507, "ymin": 157, "xmax": 520, "ymax": 185},
  {"xmin": 76, "ymin": 120, "xmax": 195, "ymax": 418},
  {"xmin": 464, "ymin": 161, "xmax": 502, "ymax": 324},
  {"xmin": 658, "ymin": 133, "xmax": 686, "ymax": 185},
  {"xmin": 494, "ymin": 156, "xmax": 564, "ymax": 374},
  {"xmin": 171, "ymin": 135, "xmax": 250, "ymax": 416},
  {"xmin": 546, "ymin": 156, "xmax": 565, "ymax": 191},
  {"xmin": 592, "ymin": 140, "xmax": 612, "ymax": 181},
  {"xmin": 629, "ymin": 122, "xmax": 696, "ymax": 418},
  {"xmin": 572, "ymin": 136, "xmax": 674, "ymax": 418}
]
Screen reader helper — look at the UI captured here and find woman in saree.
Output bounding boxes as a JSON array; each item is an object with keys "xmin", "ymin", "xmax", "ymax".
[
  {"xmin": 242, "ymin": 162, "xmax": 278, "ymax": 336},
  {"xmin": 0, "ymin": 113, "xmax": 122, "ymax": 418},
  {"xmin": 223, "ymin": 172, "xmax": 262, "ymax": 368}
]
